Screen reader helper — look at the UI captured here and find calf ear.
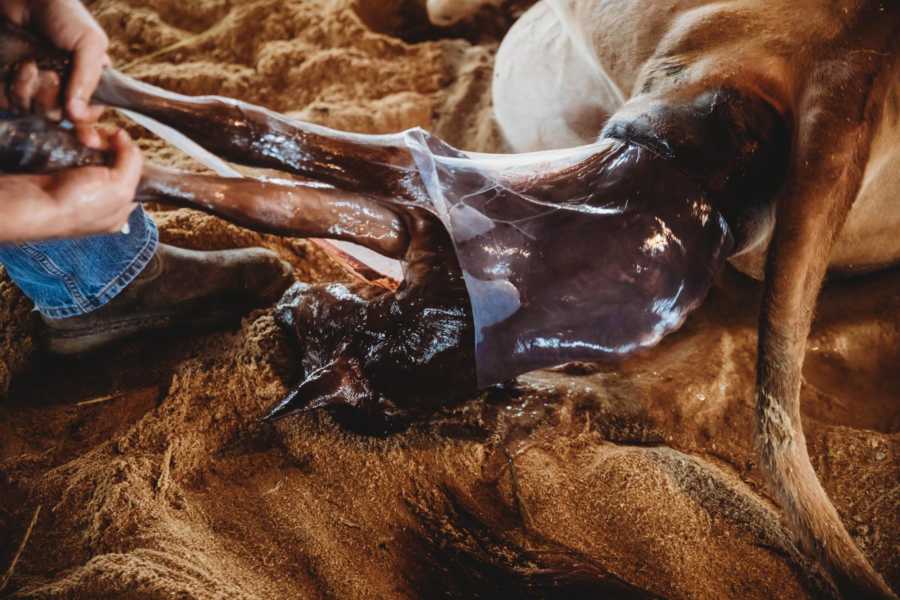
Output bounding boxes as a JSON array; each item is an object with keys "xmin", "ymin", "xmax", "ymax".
[
  {"xmin": 755, "ymin": 64, "xmax": 894, "ymax": 598},
  {"xmin": 262, "ymin": 357, "xmax": 373, "ymax": 422}
]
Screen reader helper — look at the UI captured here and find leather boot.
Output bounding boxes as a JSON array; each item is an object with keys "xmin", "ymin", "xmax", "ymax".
[{"xmin": 40, "ymin": 243, "xmax": 294, "ymax": 355}]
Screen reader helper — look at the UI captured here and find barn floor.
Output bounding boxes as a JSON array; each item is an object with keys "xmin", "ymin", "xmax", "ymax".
[{"xmin": 0, "ymin": 1, "xmax": 897, "ymax": 598}]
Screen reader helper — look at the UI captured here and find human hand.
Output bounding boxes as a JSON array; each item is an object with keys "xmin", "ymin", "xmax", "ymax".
[
  {"xmin": 0, "ymin": 128, "xmax": 143, "ymax": 242},
  {"xmin": 0, "ymin": 0, "xmax": 109, "ymax": 123}
]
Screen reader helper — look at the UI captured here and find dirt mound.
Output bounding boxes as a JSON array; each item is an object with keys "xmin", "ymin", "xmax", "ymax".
[{"xmin": 0, "ymin": 1, "xmax": 897, "ymax": 598}]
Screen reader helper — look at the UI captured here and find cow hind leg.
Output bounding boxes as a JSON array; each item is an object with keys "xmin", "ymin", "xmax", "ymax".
[
  {"xmin": 492, "ymin": 0, "xmax": 623, "ymax": 152},
  {"xmin": 757, "ymin": 109, "xmax": 897, "ymax": 599}
]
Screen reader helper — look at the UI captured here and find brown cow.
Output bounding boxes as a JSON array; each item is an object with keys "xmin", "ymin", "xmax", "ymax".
[{"xmin": 427, "ymin": 0, "xmax": 900, "ymax": 597}]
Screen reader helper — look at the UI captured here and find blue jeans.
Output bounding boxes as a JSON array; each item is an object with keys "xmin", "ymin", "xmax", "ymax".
[{"xmin": 0, "ymin": 206, "xmax": 158, "ymax": 319}]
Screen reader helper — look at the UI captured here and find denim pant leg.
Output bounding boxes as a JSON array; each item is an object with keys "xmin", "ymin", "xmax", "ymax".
[{"xmin": 0, "ymin": 206, "xmax": 159, "ymax": 319}]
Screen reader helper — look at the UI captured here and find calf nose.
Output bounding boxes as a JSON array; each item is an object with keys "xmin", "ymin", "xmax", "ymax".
[
  {"xmin": 426, "ymin": 0, "xmax": 460, "ymax": 26},
  {"xmin": 426, "ymin": 0, "xmax": 486, "ymax": 26}
]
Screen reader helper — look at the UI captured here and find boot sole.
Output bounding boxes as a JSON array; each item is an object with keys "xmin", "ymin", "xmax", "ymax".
[{"xmin": 42, "ymin": 307, "xmax": 240, "ymax": 356}]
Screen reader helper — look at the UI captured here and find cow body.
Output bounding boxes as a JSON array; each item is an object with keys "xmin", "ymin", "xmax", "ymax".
[
  {"xmin": 830, "ymin": 75, "xmax": 900, "ymax": 272},
  {"xmin": 479, "ymin": 1, "xmax": 900, "ymax": 598},
  {"xmin": 493, "ymin": 0, "xmax": 900, "ymax": 275}
]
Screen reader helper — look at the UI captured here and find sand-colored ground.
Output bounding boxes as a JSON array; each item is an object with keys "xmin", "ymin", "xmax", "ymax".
[{"xmin": 0, "ymin": 1, "xmax": 897, "ymax": 598}]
